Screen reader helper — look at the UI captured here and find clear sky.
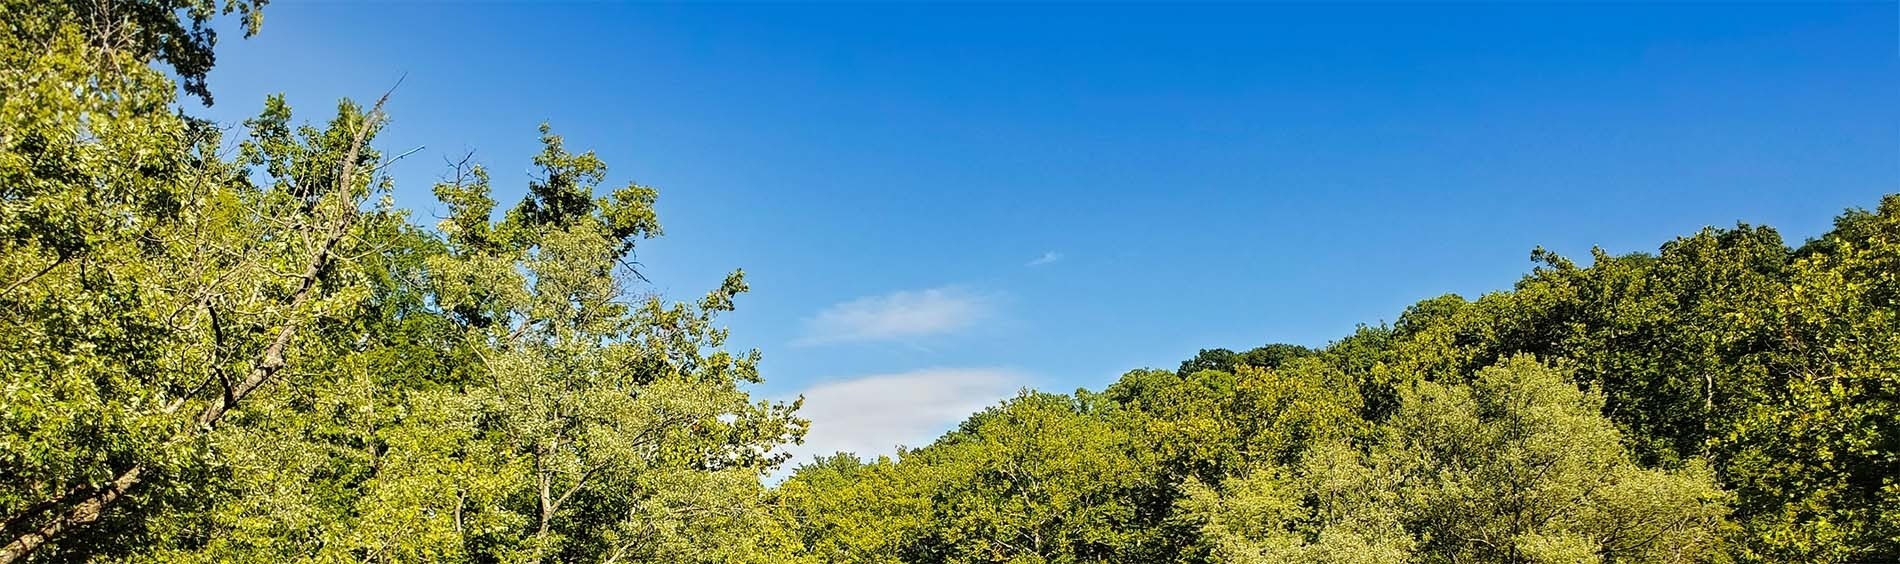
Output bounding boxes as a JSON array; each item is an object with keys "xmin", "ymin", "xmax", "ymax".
[{"xmin": 196, "ymin": 2, "xmax": 1898, "ymax": 469}]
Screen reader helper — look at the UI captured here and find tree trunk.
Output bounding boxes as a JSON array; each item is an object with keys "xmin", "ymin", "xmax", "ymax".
[{"xmin": 0, "ymin": 468, "xmax": 141, "ymax": 563}]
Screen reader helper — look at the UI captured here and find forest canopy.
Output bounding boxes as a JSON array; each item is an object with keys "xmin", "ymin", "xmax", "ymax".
[{"xmin": 1, "ymin": 2, "xmax": 1895, "ymax": 563}]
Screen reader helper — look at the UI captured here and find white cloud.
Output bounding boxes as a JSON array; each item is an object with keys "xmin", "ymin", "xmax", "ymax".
[
  {"xmin": 1026, "ymin": 251, "xmax": 1063, "ymax": 267},
  {"xmin": 779, "ymin": 368, "xmax": 1024, "ymax": 473},
  {"xmin": 796, "ymin": 286, "xmax": 992, "ymax": 345}
]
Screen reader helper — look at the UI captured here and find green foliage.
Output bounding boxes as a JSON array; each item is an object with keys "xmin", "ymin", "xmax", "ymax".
[
  {"xmin": 4, "ymin": 0, "xmax": 267, "ymax": 105},
  {"xmin": 776, "ymin": 454, "xmax": 925, "ymax": 563},
  {"xmin": 1714, "ymin": 196, "xmax": 1900, "ymax": 562},
  {"xmin": 0, "ymin": 2, "xmax": 804, "ymax": 561},
  {"xmin": 3, "ymin": 1, "xmax": 1897, "ymax": 562},
  {"xmin": 1180, "ymin": 445, "xmax": 1411, "ymax": 564},
  {"xmin": 2, "ymin": 4, "xmax": 407, "ymax": 557},
  {"xmin": 781, "ymin": 392, "xmax": 1151, "ymax": 563},
  {"xmin": 1176, "ymin": 343, "xmax": 1314, "ymax": 376},
  {"xmin": 914, "ymin": 392, "xmax": 1147, "ymax": 562},
  {"xmin": 782, "ymin": 203, "xmax": 1900, "ymax": 563},
  {"xmin": 1337, "ymin": 356, "xmax": 1727, "ymax": 563}
]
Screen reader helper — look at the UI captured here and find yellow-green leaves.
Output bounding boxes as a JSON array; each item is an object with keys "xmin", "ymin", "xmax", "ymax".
[{"xmin": 1182, "ymin": 357, "xmax": 1728, "ymax": 564}]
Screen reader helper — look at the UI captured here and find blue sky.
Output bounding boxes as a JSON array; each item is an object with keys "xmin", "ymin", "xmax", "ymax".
[{"xmin": 197, "ymin": 2, "xmax": 1898, "ymax": 467}]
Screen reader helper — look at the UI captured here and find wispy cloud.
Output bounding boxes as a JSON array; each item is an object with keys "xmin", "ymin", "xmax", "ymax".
[
  {"xmin": 1026, "ymin": 251, "xmax": 1064, "ymax": 267},
  {"xmin": 796, "ymin": 286, "xmax": 993, "ymax": 345},
  {"xmin": 778, "ymin": 368, "xmax": 1024, "ymax": 473}
]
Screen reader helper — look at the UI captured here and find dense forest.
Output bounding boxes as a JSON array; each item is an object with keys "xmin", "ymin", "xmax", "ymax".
[{"xmin": 1, "ymin": 2, "xmax": 1894, "ymax": 563}]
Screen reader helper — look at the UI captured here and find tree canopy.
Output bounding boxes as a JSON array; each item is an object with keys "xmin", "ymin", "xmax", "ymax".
[
  {"xmin": 2, "ymin": 3, "xmax": 800, "ymax": 561},
  {"xmin": 2, "ymin": 2, "xmax": 1895, "ymax": 562},
  {"xmin": 779, "ymin": 197, "xmax": 1899, "ymax": 563}
]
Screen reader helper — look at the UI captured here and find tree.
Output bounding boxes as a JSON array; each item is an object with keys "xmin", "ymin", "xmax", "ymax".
[
  {"xmin": 1715, "ymin": 195, "xmax": 1900, "ymax": 562},
  {"xmin": 1179, "ymin": 349, "xmax": 1239, "ymax": 376},
  {"xmin": 1, "ymin": 2, "xmax": 400, "ymax": 553},
  {"xmin": 1177, "ymin": 344, "xmax": 1314, "ymax": 377},
  {"xmin": 1184, "ymin": 356, "xmax": 1730, "ymax": 564},
  {"xmin": 2, "ymin": 2, "xmax": 808, "ymax": 559},
  {"xmin": 1106, "ymin": 360, "xmax": 1367, "ymax": 496},
  {"xmin": 776, "ymin": 453, "xmax": 926, "ymax": 563},
  {"xmin": 2, "ymin": 0, "xmax": 266, "ymax": 106},
  {"xmin": 418, "ymin": 125, "xmax": 804, "ymax": 562},
  {"xmin": 6, "ymin": 1, "xmax": 1896, "ymax": 561},
  {"xmin": 1179, "ymin": 444, "xmax": 1411, "ymax": 564},
  {"xmin": 779, "ymin": 392, "xmax": 1152, "ymax": 563}
]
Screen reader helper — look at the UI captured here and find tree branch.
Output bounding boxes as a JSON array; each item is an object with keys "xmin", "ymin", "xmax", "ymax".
[{"xmin": 0, "ymin": 87, "xmax": 396, "ymax": 564}]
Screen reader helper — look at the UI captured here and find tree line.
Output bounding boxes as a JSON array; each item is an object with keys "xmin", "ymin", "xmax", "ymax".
[{"xmin": 2, "ymin": 2, "xmax": 1894, "ymax": 562}]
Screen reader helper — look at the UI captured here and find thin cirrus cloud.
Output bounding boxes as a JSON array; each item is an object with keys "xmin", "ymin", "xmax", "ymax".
[
  {"xmin": 795, "ymin": 286, "xmax": 993, "ymax": 346},
  {"xmin": 1026, "ymin": 251, "xmax": 1063, "ymax": 267},
  {"xmin": 776, "ymin": 367, "xmax": 1025, "ymax": 474}
]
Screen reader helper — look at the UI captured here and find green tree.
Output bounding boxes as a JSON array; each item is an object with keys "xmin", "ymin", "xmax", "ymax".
[
  {"xmin": 912, "ymin": 392, "xmax": 1131, "ymax": 562},
  {"xmin": 1177, "ymin": 344, "xmax": 1314, "ymax": 377},
  {"xmin": 419, "ymin": 126, "xmax": 805, "ymax": 562},
  {"xmin": 1184, "ymin": 356, "xmax": 1730, "ymax": 564},
  {"xmin": 3, "ymin": 2, "xmax": 809, "ymax": 560},
  {"xmin": 1179, "ymin": 444, "xmax": 1411, "ymax": 564},
  {"xmin": 782, "ymin": 391, "xmax": 1151, "ymax": 563},
  {"xmin": 1, "ymin": 2, "xmax": 400, "ymax": 554},
  {"xmin": 1716, "ymin": 196, "xmax": 1900, "ymax": 562},
  {"xmin": 777, "ymin": 453, "xmax": 928, "ymax": 563},
  {"xmin": 3, "ymin": 0, "xmax": 266, "ymax": 106}
]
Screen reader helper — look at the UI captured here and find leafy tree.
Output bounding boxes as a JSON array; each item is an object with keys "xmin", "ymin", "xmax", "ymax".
[
  {"xmin": 6, "ymin": 1, "xmax": 1898, "ymax": 561},
  {"xmin": 4, "ymin": 0, "xmax": 266, "ymax": 105},
  {"xmin": 1179, "ymin": 445, "xmax": 1411, "ymax": 564},
  {"xmin": 1, "ymin": 2, "xmax": 400, "ymax": 554},
  {"xmin": 134, "ymin": 122, "xmax": 809, "ymax": 563},
  {"xmin": 1373, "ymin": 226, "xmax": 1790, "ymax": 464},
  {"xmin": 920, "ymin": 391, "xmax": 1150, "ymax": 563},
  {"xmin": 779, "ymin": 392, "xmax": 1153, "ymax": 563},
  {"xmin": 1184, "ymin": 356, "xmax": 1730, "ymax": 564},
  {"xmin": 1179, "ymin": 349, "xmax": 1240, "ymax": 377},
  {"xmin": 419, "ymin": 128, "xmax": 805, "ymax": 561},
  {"xmin": 2, "ymin": 2, "xmax": 807, "ymax": 560},
  {"xmin": 1715, "ymin": 196, "xmax": 1900, "ymax": 562},
  {"xmin": 1109, "ymin": 361, "xmax": 1366, "ymax": 486},
  {"xmin": 777, "ymin": 454, "xmax": 928, "ymax": 563},
  {"xmin": 1177, "ymin": 344, "xmax": 1314, "ymax": 377}
]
